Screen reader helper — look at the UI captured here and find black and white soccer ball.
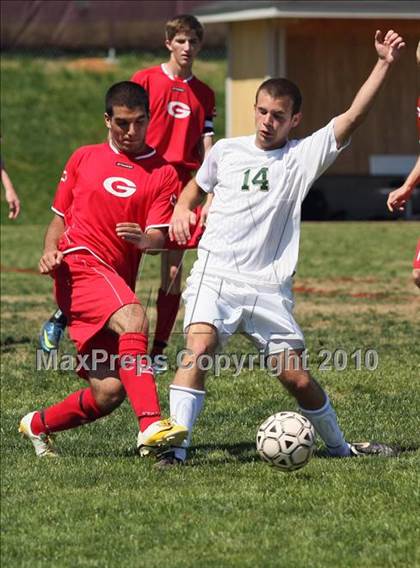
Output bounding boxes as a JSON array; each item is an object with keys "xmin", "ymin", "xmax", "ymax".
[{"xmin": 256, "ymin": 411, "xmax": 316, "ymax": 471}]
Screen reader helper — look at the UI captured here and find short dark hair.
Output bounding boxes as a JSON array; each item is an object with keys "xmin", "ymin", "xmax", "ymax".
[
  {"xmin": 105, "ymin": 81, "xmax": 149, "ymax": 116},
  {"xmin": 165, "ymin": 14, "xmax": 204, "ymax": 42},
  {"xmin": 256, "ymin": 78, "xmax": 302, "ymax": 115}
]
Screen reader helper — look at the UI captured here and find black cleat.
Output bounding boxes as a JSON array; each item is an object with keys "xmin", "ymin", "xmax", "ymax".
[
  {"xmin": 349, "ymin": 442, "xmax": 399, "ymax": 458},
  {"xmin": 154, "ymin": 450, "xmax": 184, "ymax": 470}
]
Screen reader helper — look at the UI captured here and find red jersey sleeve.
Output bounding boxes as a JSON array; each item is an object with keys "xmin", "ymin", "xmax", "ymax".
[
  {"xmin": 131, "ymin": 69, "xmax": 149, "ymax": 89},
  {"xmin": 145, "ymin": 166, "xmax": 180, "ymax": 230},
  {"xmin": 52, "ymin": 148, "xmax": 84, "ymax": 217}
]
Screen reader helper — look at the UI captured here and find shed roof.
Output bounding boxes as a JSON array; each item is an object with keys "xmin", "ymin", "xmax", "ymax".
[{"xmin": 195, "ymin": 1, "xmax": 420, "ymax": 22}]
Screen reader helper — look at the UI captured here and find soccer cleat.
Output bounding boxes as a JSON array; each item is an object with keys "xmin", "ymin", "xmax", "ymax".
[
  {"xmin": 348, "ymin": 441, "xmax": 399, "ymax": 458},
  {"xmin": 137, "ymin": 418, "xmax": 187, "ymax": 456},
  {"xmin": 154, "ymin": 450, "xmax": 184, "ymax": 469},
  {"xmin": 39, "ymin": 320, "xmax": 66, "ymax": 353},
  {"xmin": 18, "ymin": 412, "xmax": 58, "ymax": 458}
]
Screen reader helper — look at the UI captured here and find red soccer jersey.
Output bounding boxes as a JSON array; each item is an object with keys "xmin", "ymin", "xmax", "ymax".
[
  {"xmin": 52, "ymin": 141, "xmax": 179, "ymax": 289},
  {"xmin": 131, "ymin": 64, "xmax": 216, "ymax": 171}
]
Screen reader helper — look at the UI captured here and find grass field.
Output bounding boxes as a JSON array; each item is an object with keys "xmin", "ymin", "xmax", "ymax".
[
  {"xmin": 1, "ymin": 52, "xmax": 420, "ymax": 567},
  {"xmin": 1, "ymin": 221, "xmax": 419, "ymax": 568}
]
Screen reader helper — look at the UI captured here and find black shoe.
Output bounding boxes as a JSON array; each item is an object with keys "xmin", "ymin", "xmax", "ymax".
[
  {"xmin": 349, "ymin": 442, "xmax": 399, "ymax": 457},
  {"xmin": 154, "ymin": 450, "xmax": 184, "ymax": 469}
]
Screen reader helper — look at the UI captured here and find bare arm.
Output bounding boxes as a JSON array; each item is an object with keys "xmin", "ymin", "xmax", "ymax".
[
  {"xmin": 197, "ymin": 133, "xmax": 213, "ymax": 162},
  {"xmin": 169, "ymin": 177, "xmax": 207, "ymax": 245},
  {"xmin": 39, "ymin": 214, "xmax": 65, "ymax": 274},
  {"xmin": 199, "ymin": 135, "xmax": 214, "ymax": 226},
  {"xmin": 334, "ymin": 30, "xmax": 405, "ymax": 148},
  {"xmin": 1, "ymin": 168, "xmax": 20, "ymax": 219},
  {"xmin": 387, "ymin": 156, "xmax": 420, "ymax": 212}
]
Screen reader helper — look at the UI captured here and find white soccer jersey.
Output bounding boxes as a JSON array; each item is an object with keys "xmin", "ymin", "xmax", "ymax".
[{"xmin": 194, "ymin": 119, "xmax": 348, "ymax": 287}]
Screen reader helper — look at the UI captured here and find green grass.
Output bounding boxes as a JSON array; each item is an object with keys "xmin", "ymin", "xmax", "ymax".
[
  {"xmin": 1, "ymin": 52, "xmax": 419, "ymax": 567},
  {"xmin": 0, "ymin": 53, "xmax": 226, "ymax": 225},
  {"xmin": 1, "ymin": 222, "xmax": 420, "ymax": 567}
]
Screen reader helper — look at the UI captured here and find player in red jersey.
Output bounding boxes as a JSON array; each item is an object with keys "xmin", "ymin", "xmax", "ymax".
[
  {"xmin": 39, "ymin": 15, "xmax": 216, "ymax": 365},
  {"xmin": 19, "ymin": 82, "xmax": 188, "ymax": 457},
  {"xmin": 130, "ymin": 14, "xmax": 216, "ymax": 365},
  {"xmin": 387, "ymin": 156, "xmax": 420, "ymax": 288},
  {"xmin": 387, "ymin": 40, "xmax": 420, "ymax": 288}
]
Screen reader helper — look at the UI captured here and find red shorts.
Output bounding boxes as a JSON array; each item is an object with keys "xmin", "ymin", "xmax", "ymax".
[
  {"xmin": 54, "ymin": 251, "xmax": 140, "ymax": 367},
  {"xmin": 413, "ymin": 239, "xmax": 420, "ymax": 269}
]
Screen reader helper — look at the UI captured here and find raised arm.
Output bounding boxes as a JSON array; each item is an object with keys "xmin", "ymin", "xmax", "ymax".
[
  {"xmin": 169, "ymin": 177, "xmax": 207, "ymax": 245},
  {"xmin": 334, "ymin": 30, "xmax": 405, "ymax": 148}
]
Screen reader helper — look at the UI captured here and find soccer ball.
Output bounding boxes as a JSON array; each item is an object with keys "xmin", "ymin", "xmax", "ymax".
[{"xmin": 256, "ymin": 411, "xmax": 316, "ymax": 471}]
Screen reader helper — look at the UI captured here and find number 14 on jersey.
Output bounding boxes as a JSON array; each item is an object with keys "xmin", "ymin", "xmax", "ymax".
[{"xmin": 241, "ymin": 167, "xmax": 269, "ymax": 192}]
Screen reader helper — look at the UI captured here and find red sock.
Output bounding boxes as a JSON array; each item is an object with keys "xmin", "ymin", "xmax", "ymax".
[
  {"xmin": 30, "ymin": 388, "xmax": 105, "ymax": 435},
  {"xmin": 119, "ymin": 332, "xmax": 161, "ymax": 431},
  {"xmin": 151, "ymin": 288, "xmax": 181, "ymax": 357}
]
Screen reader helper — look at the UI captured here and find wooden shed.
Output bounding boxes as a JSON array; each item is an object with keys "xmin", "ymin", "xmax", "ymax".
[{"xmin": 196, "ymin": 0, "xmax": 419, "ymax": 178}]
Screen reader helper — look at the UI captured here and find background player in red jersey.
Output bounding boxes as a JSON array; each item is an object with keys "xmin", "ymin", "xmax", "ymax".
[
  {"xmin": 131, "ymin": 14, "xmax": 216, "ymax": 365},
  {"xmin": 387, "ymin": 40, "xmax": 420, "ymax": 288},
  {"xmin": 387, "ymin": 156, "xmax": 420, "ymax": 288},
  {"xmin": 39, "ymin": 14, "xmax": 216, "ymax": 366},
  {"xmin": 19, "ymin": 82, "xmax": 187, "ymax": 457}
]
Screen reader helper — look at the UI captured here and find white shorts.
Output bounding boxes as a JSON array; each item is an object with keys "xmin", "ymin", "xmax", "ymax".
[{"xmin": 182, "ymin": 273, "xmax": 305, "ymax": 354}]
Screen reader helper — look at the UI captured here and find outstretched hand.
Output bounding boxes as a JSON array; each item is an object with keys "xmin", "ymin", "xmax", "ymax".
[{"xmin": 375, "ymin": 30, "xmax": 405, "ymax": 64}]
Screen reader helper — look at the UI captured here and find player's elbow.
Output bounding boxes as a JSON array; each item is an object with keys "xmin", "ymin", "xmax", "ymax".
[{"xmin": 335, "ymin": 112, "xmax": 360, "ymax": 145}]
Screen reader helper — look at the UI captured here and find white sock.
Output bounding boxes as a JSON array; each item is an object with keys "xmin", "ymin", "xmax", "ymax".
[
  {"xmin": 170, "ymin": 385, "xmax": 206, "ymax": 461},
  {"xmin": 299, "ymin": 395, "xmax": 350, "ymax": 457}
]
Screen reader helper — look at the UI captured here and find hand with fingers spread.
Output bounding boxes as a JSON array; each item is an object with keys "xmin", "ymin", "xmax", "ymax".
[
  {"xmin": 169, "ymin": 206, "xmax": 197, "ymax": 246},
  {"xmin": 375, "ymin": 29, "xmax": 405, "ymax": 64},
  {"xmin": 39, "ymin": 249, "xmax": 63, "ymax": 275}
]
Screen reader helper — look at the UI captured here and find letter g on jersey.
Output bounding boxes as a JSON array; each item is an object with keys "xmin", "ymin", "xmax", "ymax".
[
  {"xmin": 167, "ymin": 101, "xmax": 191, "ymax": 119},
  {"xmin": 103, "ymin": 177, "xmax": 137, "ymax": 198}
]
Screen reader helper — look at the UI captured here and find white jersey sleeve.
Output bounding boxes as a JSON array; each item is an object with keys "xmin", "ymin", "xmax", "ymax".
[
  {"xmin": 293, "ymin": 118, "xmax": 350, "ymax": 199},
  {"xmin": 195, "ymin": 139, "xmax": 226, "ymax": 193}
]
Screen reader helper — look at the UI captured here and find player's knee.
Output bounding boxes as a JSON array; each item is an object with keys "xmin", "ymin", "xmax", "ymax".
[
  {"xmin": 169, "ymin": 265, "xmax": 181, "ymax": 282},
  {"xmin": 108, "ymin": 303, "xmax": 148, "ymax": 335},
  {"xmin": 278, "ymin": 369, "xmax": 312, "ymax": 396},
  {"xmin": 184, "ymin": 336, "xmax": 217, "ymax": 362},
  {"xmin": 161, "ymin": 265, "xmax": 182, "ymax": 294},
  {"xmin": 413, "ymin": 269, "xmax": 420, "ymax": 289},
  {"xmin": 93, "ymin": 381, "xmax": 126, "ymax": 412}
]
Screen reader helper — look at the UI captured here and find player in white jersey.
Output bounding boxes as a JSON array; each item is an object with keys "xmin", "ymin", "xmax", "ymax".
[{"xmin": 160, "ymin": 30, "xmax": 405, "ymax": 466}]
